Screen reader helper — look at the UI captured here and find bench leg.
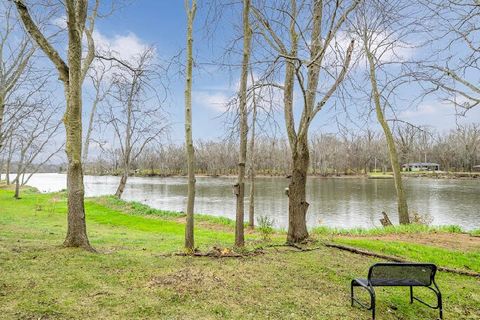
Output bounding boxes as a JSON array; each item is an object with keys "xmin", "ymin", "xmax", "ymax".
[
  {"xmin": 372, "ymin": 298, "xmax": 376, "ymax": 320},
  {"xmin": 350, "ymin": 281, "xmax": 354, "ymax": 307},
  {"xmin": 438, "ymin": 292, "xmax": 443, "ymax": 319},
  {"xmin": 351, "ymin": 281, "xmax": 376, "ymax": 320},
  {"xmin": 411, "ymin": 284, "xmax": 443, "ymax": 319}
]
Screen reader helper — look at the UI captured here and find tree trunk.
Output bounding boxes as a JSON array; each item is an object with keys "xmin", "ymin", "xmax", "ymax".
[
  {"xmin": 247, "ymin": 84, "xmax": 257, "ymax": 228},
  {"xmin": 115, "ymin": 171, "xmax": 128, "ymax": 198},
  {"xmin": 14, "ymin": 0, "xmax": 94, "ymax": 250},
  {"xmin": 82, "ymin": 96, "xmax": 99, "ymax": 167},
  {"xmin": 184, "ymin": 0, "xmax": 196, "ymax": 251},
  {"xmin": 63, "ymin": 7, "xmax": 91, "ymax": 249},
  {"xmin": 235, "ymin": 0, "xmax": 252, "ymax": 247},
  {"xmin": 14, "ymin": 176, "xmax": 20, "ymax": 199},
  {"xmin": 5, "ymin": 137, "xmax": 13, "ymax": 185},
  {"xmin": 0, "ymin": 94, "xmax": 5, "ymax": 150},
  {"xmin": 366, "ymin": 51, "xmax": 410, "ymax": 225},
  {"xmin": 6, "ymin": 155, "xmax": 11, "ymax": 185},
  {"xmin": 287, "ymin": 138, "xmax": 310, "ymax": 243}
]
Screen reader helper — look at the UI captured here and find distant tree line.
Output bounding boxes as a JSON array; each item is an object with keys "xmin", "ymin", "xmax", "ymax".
[{"xmin": 81, "ymin": 123, "xmax": 480, "ymax": 177}]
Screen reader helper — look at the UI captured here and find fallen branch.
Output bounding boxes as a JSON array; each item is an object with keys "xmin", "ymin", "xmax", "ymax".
[
  {"xmin": 260, "ymin": 242, "xmax": 324, "ymax": 252},
  {"xmin": 325, "ymin": 243, "xmax": 480, "ymax": 278},
  {"xmin": 158, "ymin": 247, "xmax": 264, "ymax": 259}
]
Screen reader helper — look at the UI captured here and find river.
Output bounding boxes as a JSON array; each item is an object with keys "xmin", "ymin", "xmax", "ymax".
[{"xmin": 21, "ymin": 173, "xmax": 480, "ymax": 230}]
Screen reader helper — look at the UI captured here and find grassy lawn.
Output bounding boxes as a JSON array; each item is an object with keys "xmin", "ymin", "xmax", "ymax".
[{"xmin": 0, "ymin": 186, "xmax": 479, "ymax": 319}]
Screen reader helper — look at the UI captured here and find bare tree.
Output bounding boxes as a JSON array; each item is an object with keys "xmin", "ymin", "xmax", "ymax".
[
  {"xmin": 416, "ymin": 0, "xmax": 479, "ymax": 114},
  {"xmin": 233, "ymin": 0, "xmax": 253, "ymax": 247},
  {"xmin": 14, "ymin": 0, "xmax": 100, "ymax": 250},
  {"xmin": 85, "ymin": 123, "xmax": 479, "ymax": 178},
  {"xmin": 0, "ymin": 1, "xmax": 35, "ymax": 151},
  {"xmin": 353, "ymin": 0, "xmax": 417, "ymax": 224},
  {"xmin": 11, "ymin": 102, "xmax": 63, "ymax": 199},
  {"xmin": 83, "ymin": 60, "xmax": 112, "ymax": 167},
  {"xmin": 456, "ymin": 124, "xmax": 480, "ymax": 172},
  {"xmin": 2, "ymin": 128, "xmax": 15, "ymax": 184},
  {"xmin": 100, "ymin": 48, "xmax": 167, "ymax": 199},
  {"xmin": 184, "ymin": 0, "xmax": 197, "ymax": 251},
  {"xmin": 253, "ymin": 0, "xmax": 359, "ymax": 243},
  {"xmin": 247, "ymin": 71, "xmax": 258, "ymax": 228}
]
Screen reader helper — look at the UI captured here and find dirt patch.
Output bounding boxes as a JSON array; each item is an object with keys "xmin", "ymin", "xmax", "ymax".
[
  {"xmin": 343, "ymin": 233, "xmax": 480, "ymax": 251},
  {"xmin": 148, "ymin": 268, "xmax": 225, "ymax": 295}
]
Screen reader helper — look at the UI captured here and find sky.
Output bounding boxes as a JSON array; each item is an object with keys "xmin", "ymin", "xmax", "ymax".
[
  {"xmin": 90, "ymin": 1, "xmax": 247, "ymax": 144},
  {"xmin": 7, "ymin": 0, "xmax": 480, "ymax": 155},
  {"xmin": 88, "ymin": 1, "xmax": 479, "ymax": 143}
]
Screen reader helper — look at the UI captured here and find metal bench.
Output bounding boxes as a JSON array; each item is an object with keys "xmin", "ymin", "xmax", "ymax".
[{"xmin": 351, "ymin": 263, "xmax": 442, "ymax": 319}]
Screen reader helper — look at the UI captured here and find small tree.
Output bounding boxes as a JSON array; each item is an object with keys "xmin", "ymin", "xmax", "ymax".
[
  {"xmin": 83, "ymin": 60, "xmax": 112, "ymax": 167},
  {"xmin": 234, "ymin": 0, "xmax": 253, "ymax": 247},
  {"xmin": 353, "ymin": 0, "xmax": 416, "ymax": 224},
  {"xmin": 247, "ymin": 71, "xmax": 258, "ymax": 228},
  {"xmin": 11, "ymin": 103, "xmax": 63, "ymax": 199},
  {"xmin": 100, "ymin": 48, "xmax": 167, "ymax": 199},
  {"xmin": 14, "ymin": 0, "xmax": 100, "ymax": 250},
  {"xmin": 0, "ymin": 1, "xmax": 35, "ymax": 151},
  {"xmin": 184, "ymin": 0, "xmax": 197, "ymax": 251}
]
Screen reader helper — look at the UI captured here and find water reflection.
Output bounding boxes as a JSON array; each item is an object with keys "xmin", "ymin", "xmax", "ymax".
[{"xmin": 21, "ymin": 173, "xmax": 480, "ymax": 230}]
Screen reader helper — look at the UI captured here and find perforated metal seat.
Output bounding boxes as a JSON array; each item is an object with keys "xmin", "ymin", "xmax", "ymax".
[
  {"xmin": 351, "ymin": 263, "xmax": 442, "ymax": 319},
  {"xmin": 353, "ymin": 278, "xmax": 427, "ymax": 287}
]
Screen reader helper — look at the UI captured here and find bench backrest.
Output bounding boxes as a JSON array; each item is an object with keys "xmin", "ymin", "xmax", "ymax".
[{"xmin": 368, "ymin": 263, "xmax": 437, "ymax": 286}]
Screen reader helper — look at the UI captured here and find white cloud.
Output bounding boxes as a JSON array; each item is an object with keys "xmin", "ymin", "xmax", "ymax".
[
  {"xmin": 332, "ymin": 30, "xmax": 415, "ymax": 69},
  {"xmin": 399, "ymin": 104, "xmax": 437, "ymax": 118},
  {"xmin": 92, "ymin": 30, "xmax": 152, "ymax": 62},
  {"xmin": 193, "ymin": 91, "xmax": 231, "ymax": 112}
]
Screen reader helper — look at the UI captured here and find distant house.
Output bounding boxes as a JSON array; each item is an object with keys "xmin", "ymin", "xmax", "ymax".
[
  {"xmin": 473, "ymin": 165, "xmax": 480, "ymax": 172},
  {"xmin": 402, "ymin": 162, "xmax": 440, "ymax": 172}
]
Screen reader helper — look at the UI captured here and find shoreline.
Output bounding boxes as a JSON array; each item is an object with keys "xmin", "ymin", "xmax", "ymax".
[
  {"xmin": 75, "ymin": 171, "xmax": 480, "ymax": 180},
  {"xmin": 2, "ymin": 182, "xmax": 478, "ymax": 235}
]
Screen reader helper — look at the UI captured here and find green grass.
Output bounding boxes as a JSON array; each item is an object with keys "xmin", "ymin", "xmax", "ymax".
[
  {"xmin": 312, "ymin": 224, "xmax": 463, "ymax": 236},
  {"xmin": 367, "ymin": 172, "xmax": 394, "ymax": 179},
  {"xmin": 332, "ymin": 238, "xmax": 480, "ymax": 273},
  {"xmin": 0, "ymin": 186, "xmax": 479, "ymax": 319},
  {"xmin": 470, "ymin": 229, "xmax": 480, "ymax": 237},
  {"xmin": 97, "ymin": 196, "xmax": 238, "ymax": 227}
]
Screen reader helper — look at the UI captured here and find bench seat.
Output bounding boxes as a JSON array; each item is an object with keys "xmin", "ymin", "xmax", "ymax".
[
  {"xmin": 353, "ymin": 278, "xmax": 427, "ymax": 287},
  {"xmin": 351, "ymin": 262, "xmax": 442, "ymax": 320}
]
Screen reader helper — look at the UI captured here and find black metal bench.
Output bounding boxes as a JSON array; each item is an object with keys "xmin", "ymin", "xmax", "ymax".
[{"xmin": 351, "ymin": 263, "xmax": 442, "ymax": 319}]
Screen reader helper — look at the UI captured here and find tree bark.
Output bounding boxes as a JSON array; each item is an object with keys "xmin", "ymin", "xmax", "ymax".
[
  {"xmin": 82, "ymin": 94, "xmax": 99, "ymax": 167},
  {"xmin": 247, "ymin": 79, "xmax": 257, "ymax": 228},
  {"xmin": 14, "ymin": 175, "xmax": 20, "ymax": 199},
  {"xmin": 287, "ymin": 138, "xmax": 310, "ymax": 243},
  {"xmin": 63, "ymin": 1, "xmax": 91, "ymax": 248},
  {"xmin": 0, "ymin": 94, "xmax": 5, "ymax": 150},
  {"xmin": 184, "ymin": 0, "xmax": 197, "ymax": 251},
  {"xmin": 5, "ymin": 137, "xmax": 13, "ymax": 185},
  {"xmin": 235, "ymin": 0, "xmax": 252, "ymax": 247},
  {"xmin": 366, "ymin": 50, "xmax": 410, "ymax": 225},
  {"xmin": 115, "ymin": 171, "xmax": 128, "ymax": 198}
]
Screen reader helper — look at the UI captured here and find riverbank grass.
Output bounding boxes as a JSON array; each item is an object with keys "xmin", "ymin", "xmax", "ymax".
[{"xmin": 0, "ymin": 186, "xmax": 479, "ymax": 319}]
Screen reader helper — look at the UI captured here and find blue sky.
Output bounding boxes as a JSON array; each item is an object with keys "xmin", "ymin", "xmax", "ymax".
[
  {"xmin": 88, "ymin": 1, "xmax": 478, "ymax": 144},
  {"xmin": 90, "ymin": 1, "xmax": 247, "ymax": 144},
  {"xmin": 22, "ymin": 1, "xmax": 480, "ymax": 150}
]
